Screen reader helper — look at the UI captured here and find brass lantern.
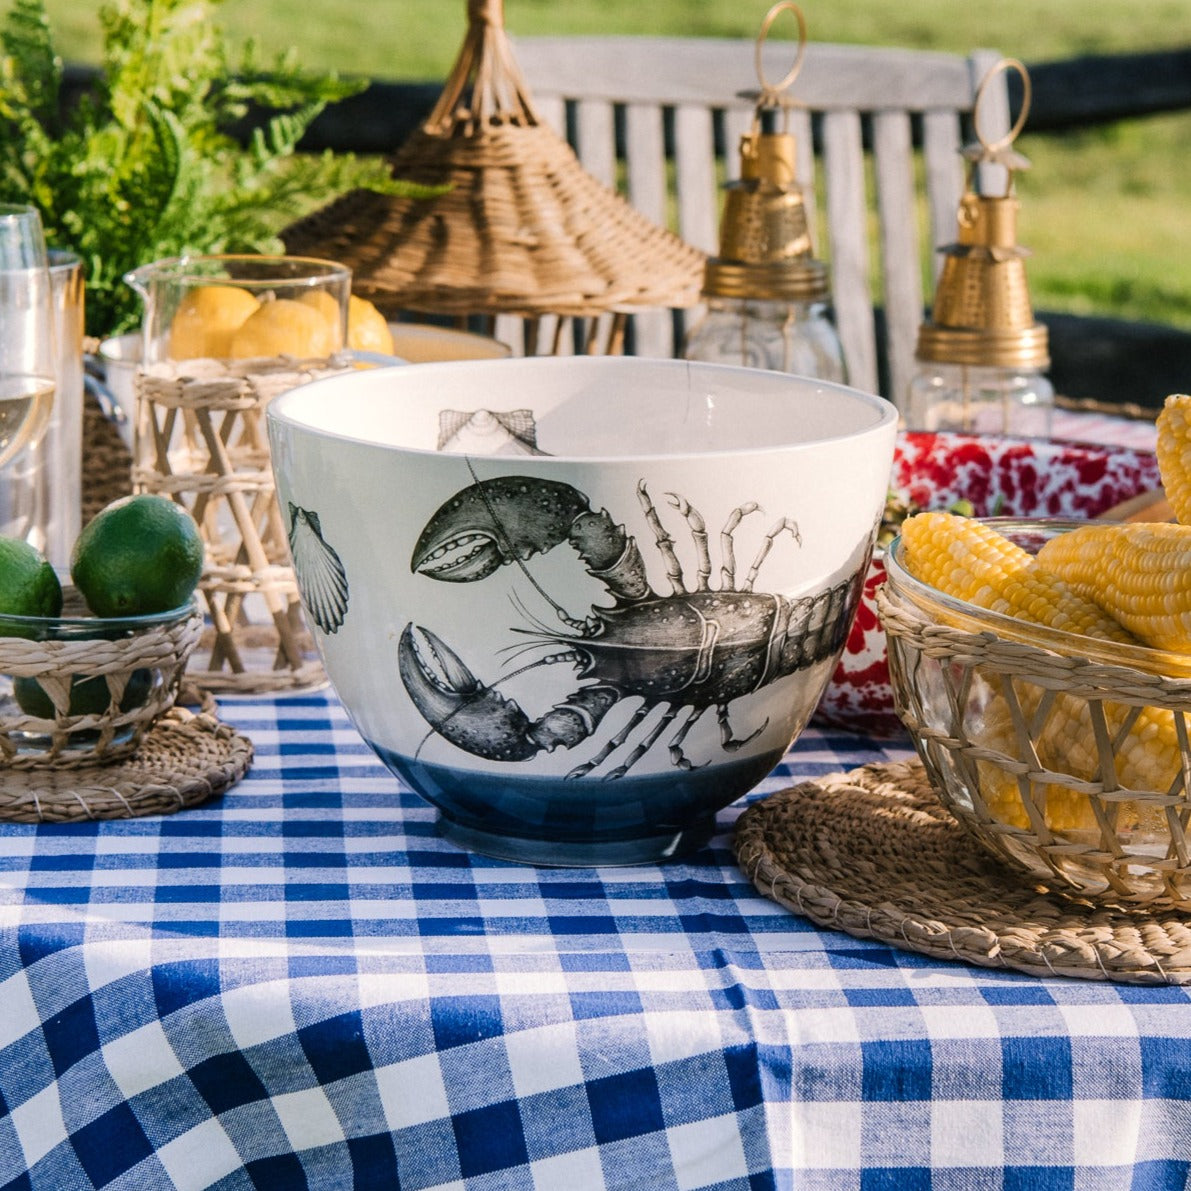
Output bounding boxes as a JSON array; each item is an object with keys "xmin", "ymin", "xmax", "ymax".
[
  {"xmin": 906, "ymin": 58, "xmax": 1054, "ymax": 435},
  {"xmin": 683, "ymin": 3, "xmax": 846, "ymax": 380}
]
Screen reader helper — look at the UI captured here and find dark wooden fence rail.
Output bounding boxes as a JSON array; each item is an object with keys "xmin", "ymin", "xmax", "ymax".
[
  {"xmin": 1011, "ymin": 47, "xmax": 1191, "ymax": 132},
  {"xmin": 61, "ymin": 47, "xmax": 1191, "ymax": 408}
]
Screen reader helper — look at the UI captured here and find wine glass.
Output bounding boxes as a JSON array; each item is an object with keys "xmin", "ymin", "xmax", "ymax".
[{"xmin": 0, "ymin": 205, "xmax": 55, "ymax": 470}]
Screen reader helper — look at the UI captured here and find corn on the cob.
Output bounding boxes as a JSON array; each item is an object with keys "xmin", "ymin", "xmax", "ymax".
[
  {"xmin": 900, "ymin": 513, "xmax": 1184, "ymax": 838},
  {"xmin": 1035, "ymin": 521, "xmax": 1191, "ymax": 653},
  {"xmin": 974, "ymin": 684, "xmax": 1180, "ymax": 835},
  {"xmin": 1156, "ymin": 393, "xmax": 1191, "ymax": 526},
  {"xmin": 900, "ymin": 511, "xmax": 1138, "ymax": 643}
]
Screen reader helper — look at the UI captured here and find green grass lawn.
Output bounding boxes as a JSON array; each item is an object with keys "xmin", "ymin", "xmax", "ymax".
[
  {"xmin": 30, "ymin": 0, "xmax": 1191, "ymax": 330},
  {"xmin": 40, "ymin": 0, "xmax": 1191, "ymax": 74}
]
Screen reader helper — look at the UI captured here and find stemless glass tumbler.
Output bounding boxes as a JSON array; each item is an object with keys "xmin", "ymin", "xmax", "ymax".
[{"xmin": 0, "ymin": 205, "xmax": 56, "ymax": 474}]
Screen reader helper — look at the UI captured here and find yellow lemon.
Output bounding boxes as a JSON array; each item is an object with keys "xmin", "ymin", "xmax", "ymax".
[
  {"xmin": 229, "ymin": 298, "xmax": 337, "ymax": 360},
  {"xmin": 168, "ymin": 285, "xmax": 261, "ymax": 360},
  {"xmin": 347, "ymin": 295, "xmax": 394, "ymax": 354},
  {"xmin": 297, "ymin": 289, "xmax": 347, "ymax": 339},
  {"xmin": 298, "ymin": 290, "xmax": 391, "ymax": 354}
]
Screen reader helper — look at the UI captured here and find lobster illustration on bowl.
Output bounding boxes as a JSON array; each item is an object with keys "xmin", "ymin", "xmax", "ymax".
[{"xmin": 396, "ymin": 473, "xmax": 862, "ymax": 780}]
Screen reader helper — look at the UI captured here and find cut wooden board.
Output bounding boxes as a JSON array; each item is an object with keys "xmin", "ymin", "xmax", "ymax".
[{"xmin": 1100, "ymin": 489, "xmax": 1173, "ymax": 523}]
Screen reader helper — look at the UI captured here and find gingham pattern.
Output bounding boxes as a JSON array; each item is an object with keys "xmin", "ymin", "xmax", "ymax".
[{"xmin": 3, "ymin": 689, "xmax": 1191, "ymax": 1191}]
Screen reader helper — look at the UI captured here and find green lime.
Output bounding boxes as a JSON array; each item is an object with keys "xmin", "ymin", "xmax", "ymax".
[
  {"xmin": 13, "ymin": 669, "xmax": 152, "ymax": 718},
  {"xmin": 70, "ymin": 494, "xmax": 204, "ymax": 618},
  {"xmin": 0, "ymin": 537, "xmax": 63, "ymax": 637}
]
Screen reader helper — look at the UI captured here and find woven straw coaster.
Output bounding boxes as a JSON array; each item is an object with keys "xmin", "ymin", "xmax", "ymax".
[
  {"xmin": 734, "ymin": 759, "xmax": 1191, "ymax": 985},
  {"xmin": 0, "ymin": 710, "xmax": 253, "ymax": 823}
]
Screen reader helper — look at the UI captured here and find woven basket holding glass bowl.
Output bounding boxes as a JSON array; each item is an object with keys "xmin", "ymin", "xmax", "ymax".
[
  {"xmin": 0, "ymin": 588, "xmax": 203, "ymax": 769},
  {"xmin": 132, "ymin": 354, "xmax": 355, "ymax": 693},
  {"xmin": 878, "ymin": 518, "xmax": 1191, "ymax": 908}
]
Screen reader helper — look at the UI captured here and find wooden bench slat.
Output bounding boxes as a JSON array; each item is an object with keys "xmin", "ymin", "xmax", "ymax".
[
  {"xmin": 625, "ymin": 102, "xmax": 678, "ymax": 358},
  {"xmin": 822, "ymin": 110, "xmax": 877, "ymax": 394},
  {"xmin": 574, "ymin": 98, "xmax": 617, "ymax": 189},
  {"xmin": 873, "ymin": 110, "xmax": 924, "ymax": 404}
]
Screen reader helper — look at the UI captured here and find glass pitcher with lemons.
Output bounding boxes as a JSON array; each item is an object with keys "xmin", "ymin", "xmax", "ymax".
[
  {"xmin": 122, "ymin": 254, "xmax": 365, "ymax": 693},
  {"xmin": 125, "ymin": 254, "xmax": 353, "ymax": 368}
]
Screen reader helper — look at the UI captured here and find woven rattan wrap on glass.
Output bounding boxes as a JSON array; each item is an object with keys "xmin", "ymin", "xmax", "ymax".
[
  {"xmin": 0, "ymin": 600, "xmax": 203, "ymax": 769},
  {"xmin": 132, "ymin": 355, "xmax": 352, "ymax": 693},
  {"xmin": 878, "ymin": 556, "xmax": 1191, "ymax": 908}
]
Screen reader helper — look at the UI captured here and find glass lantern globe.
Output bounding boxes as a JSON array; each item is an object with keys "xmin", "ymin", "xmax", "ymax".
[
  {"xmin": 905, "ymin": 361, "xmax": 1054, "ymax": 437},
  {"xmin": 685, "ymin": 296, "xmax": 846, "ymax": 381}
]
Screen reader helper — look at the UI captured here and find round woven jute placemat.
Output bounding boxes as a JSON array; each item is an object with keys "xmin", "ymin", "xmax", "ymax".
[
  {"xmin": 734, "ymin": 759, "xmax": 1191, "ymax": 984},
  {"xmin": 0, "ymin": 709, "xmax": 253, "ymax": 823}
]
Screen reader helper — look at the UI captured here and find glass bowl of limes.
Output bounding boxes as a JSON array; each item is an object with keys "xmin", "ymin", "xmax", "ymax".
[{"xmin": 0, "ymin": 494, "xmax": 205, "ymax": 767}]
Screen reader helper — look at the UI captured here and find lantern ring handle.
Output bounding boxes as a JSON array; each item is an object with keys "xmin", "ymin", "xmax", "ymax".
[
  {"xmin": 755, "ymin": 2, "xmax": 808, "ymax": 101},
  {"xmin": 974, "ymin": 57, "xmax": 1031, "ymax": 155}
]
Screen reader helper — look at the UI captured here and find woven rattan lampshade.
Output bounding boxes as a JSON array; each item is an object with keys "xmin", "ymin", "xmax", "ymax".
[{"xmin": 282, "ymin": 0, "xmax": 704, "ymax": 319}]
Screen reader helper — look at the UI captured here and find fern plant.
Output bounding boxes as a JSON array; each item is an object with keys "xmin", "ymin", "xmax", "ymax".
[{"xmin": 0, "ymin": 0, "xmax": 426, "ymax": 335}]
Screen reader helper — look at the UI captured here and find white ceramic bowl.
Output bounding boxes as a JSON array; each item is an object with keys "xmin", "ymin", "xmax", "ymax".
[{"xmin": 267, "ymin": 356, "xmax": 897, "ymax": 864}]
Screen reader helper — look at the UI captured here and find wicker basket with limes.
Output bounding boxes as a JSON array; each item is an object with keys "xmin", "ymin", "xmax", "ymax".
[
  {"xmin": 879, "ymin": 393, "xmax": 1191, "ymax": 906},
  {"xmin": 0, "ymin": 494, "xmax": 204, "ymax": 768}
]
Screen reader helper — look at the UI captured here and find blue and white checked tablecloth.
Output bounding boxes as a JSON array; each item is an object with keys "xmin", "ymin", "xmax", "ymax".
[{"xmin": 2, "ymin": 688, "xmax": 1190, "ymax": 1191}]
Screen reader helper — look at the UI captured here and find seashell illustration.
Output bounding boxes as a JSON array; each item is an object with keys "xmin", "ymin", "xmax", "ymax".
[
  {"xmin": 288, "ymin": 504, "xmax": 349, "ymax": 634},
  {"xmin": 437, "ymin": 408, "xmax": 547, "ymax": 456}
]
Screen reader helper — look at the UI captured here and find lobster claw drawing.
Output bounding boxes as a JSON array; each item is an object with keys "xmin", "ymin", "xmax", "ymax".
[{"xmin": 398, "ymin": 624, "xmax": 619, "ymax": 767}]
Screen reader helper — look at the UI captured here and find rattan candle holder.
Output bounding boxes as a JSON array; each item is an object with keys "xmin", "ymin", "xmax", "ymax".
[
  {"xmin": 0, "ymin": 591, "xmax": 203, "ymax": 769},
  {"xmin": 132, "ymin": 355, "xmax": 352, "ymax": 693}
]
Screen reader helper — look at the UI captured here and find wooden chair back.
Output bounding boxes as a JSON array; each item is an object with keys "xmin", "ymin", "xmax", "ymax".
[{"xmin": 511, "ymin": 35, "xmax": 1009, "ymax": 403}]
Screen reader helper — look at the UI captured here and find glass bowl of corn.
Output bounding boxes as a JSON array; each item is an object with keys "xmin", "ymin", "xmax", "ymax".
[{"xmin": 878, "ymin": 499, "xmax": 1191, "ymax": 907}]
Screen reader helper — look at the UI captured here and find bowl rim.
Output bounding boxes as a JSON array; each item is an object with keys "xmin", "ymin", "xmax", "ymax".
[
  {"xmin": 265, "ymin": 355, "xmax": 899, "ymax": 464},
  {"xmin": 883, "ymin": 515, "xmax": 1191, "ymax": 680},
  {"xmin": 124, "ymin": 252, "xmax": 350, "ymax": 289},
  {"xmin": 0, "ymin": 597, "xmax": 201, "ymax": 639}
]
